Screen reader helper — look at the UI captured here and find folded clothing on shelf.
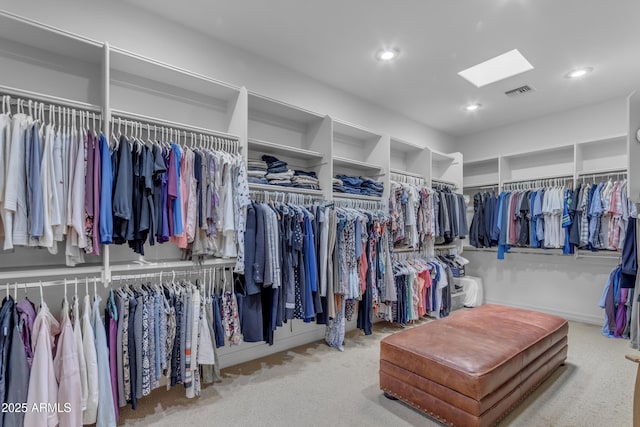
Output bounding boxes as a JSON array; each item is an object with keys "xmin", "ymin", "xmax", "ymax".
[
  {"xmin": 262, "ymin": 154, "xmax": 289, "ymax": 173},
  {"xmin": 248, "ymin": 177, "xmax": 269, "ymax": 185},
  {"xmin": 248, "ymin": 169, "xmax": 267, "ymax": 178},
  {"xmin": 292, "ymin": 175, "xmax": 320, "ymax": 190},
  {"xmin": 266, "ymin": 169, "xmax": 295, "ymax": 180},
  {"xmin": 335, "ymin": 174, "xmax": 384, "ymax": 197},
  {"xmin": 294, "ymin": 170, "xmax": 318, "ymax": 178},
  {"xmin": 248, "ymin": 159, "xmax": 268, "ymax": 171}
]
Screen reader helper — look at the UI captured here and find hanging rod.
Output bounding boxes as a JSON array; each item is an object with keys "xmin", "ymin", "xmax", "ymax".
[
  {"xmin": 109, "ymin": 258, "xmax": 236, "ymax": 275},
  {"xmin": 0, "ymin": 85, "xmax": 102, "ymax": 113},
  {"xmin": 0, "ymin": 265, "xmax": 105, "ymax": 282},
  {"xmin": 110, "ymin": 108, "xmax": 239, "ymax": 141},
  {"xmin": 465, "ymin": 183, "xmax": 499, "ymax": 191},
  {"xmin": 431, "ymin": 179, "xmax": 457, "ymax": 190},
  {"xmin": 502, "ymin": 174, "xmax": 573, "ymax": 185},
  {"xmin": 576, "ymin": 168, "xmax": 627, "ymax": 177}
]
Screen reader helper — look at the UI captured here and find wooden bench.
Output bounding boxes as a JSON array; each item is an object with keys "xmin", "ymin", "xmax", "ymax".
[{"xmin": 380, "ymin": 304, "xmax": 568, "ymax": 427}]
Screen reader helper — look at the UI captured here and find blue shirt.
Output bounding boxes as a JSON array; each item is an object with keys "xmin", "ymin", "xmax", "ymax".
[
  {"xmin": 171, "ymin": 143, "xmax": 184, "ymax": 236},
  {"xmin": 530, "ymin": 191, "xmax": 540, "ymax": 248},
  {"xmin": 99, "ymin": 134, "xmax": 113, "ymax": 244}
]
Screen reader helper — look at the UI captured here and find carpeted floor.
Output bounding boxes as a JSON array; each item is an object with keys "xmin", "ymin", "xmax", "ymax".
[{"xmin": 119, "ymin": 318, "xmax": 637, "ymax": 426}]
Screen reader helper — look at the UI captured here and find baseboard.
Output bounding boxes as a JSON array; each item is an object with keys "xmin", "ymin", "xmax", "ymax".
[
  {"xmin": 484, "ymin": 299, "xmax": 603, "ymax": 326},
  {"xmin": 217, "ymin": 319, "xmax": 359, "ymax": 369}
]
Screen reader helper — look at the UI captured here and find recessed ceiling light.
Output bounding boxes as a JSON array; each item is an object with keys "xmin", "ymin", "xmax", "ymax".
[
  {"xmin": 458, "ymin": 49, "xmax": 534, "ymax": 88},
  {"xmin": 376, "ymin": 48, "xmax": 399, "ymax": 61},
  {"xmin": 566, "ymin": 67, "xmax": 593, "ymax": 79},
  {"xmin": 465, "ymin": 103, "xmax": 482, "ymax": 112}
]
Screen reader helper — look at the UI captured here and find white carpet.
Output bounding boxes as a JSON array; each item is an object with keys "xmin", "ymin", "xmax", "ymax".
[{"xmin": 118, "ymin": 319, "xmax": 636, "ymax": 426}]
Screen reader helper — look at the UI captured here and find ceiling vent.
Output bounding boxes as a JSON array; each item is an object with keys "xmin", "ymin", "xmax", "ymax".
[{"xmin": 505, "ymin": 85, "xmax": 535, "ymax": 97}]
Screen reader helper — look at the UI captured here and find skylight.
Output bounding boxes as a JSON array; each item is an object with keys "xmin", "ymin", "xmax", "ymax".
[{"xmin": 458, "ymin": 49, "xmax": 534, "ymax": 88}]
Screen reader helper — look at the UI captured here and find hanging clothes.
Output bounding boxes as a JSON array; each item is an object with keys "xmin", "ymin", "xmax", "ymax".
[
  {"xmin": 24, "ymin": 301, "xmax": 60, "ymax": 427},
  {"xmin": 54, "ymin": 298, "xmax": 82, "ymax": 427}
]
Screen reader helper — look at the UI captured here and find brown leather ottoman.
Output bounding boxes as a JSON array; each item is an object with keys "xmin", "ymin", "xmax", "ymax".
[{"xmin": 379, "ymin": 304, "xmax": 568, "ymax": 427}]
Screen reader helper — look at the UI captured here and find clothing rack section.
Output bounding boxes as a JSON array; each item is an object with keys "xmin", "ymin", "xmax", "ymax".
[
  {"xmin": 431, "ymin": 178, "xmax": 457, "ymax": 191},
  {"xmin": 469, "ymin": 173, "xmax": 635, "ymax": 259},
  {"xmin": 105, "ymin": 111, "xmax": 249, "ymax": 275},
  {"xmin": 389, "ymin": 171, "xmax": 426, "ymax": 187},
  {"xmin": 502, "ymin": 175, "xmax": 573, "ymax": 191},
  {"xmin": 577, "ymin": 168, "xmax": 627, "ymax": 184},
  {"xmin": 332, "ymin": 196, "xmax": 385, "ymax": 210},
  {"xmin": 248, "ymin": 188, "xmax": 324, "ymax": 205},
  {"xmin": 600, "ymin": 259, "xmax": 635, "ymax": 340},
  {"xmin": 110, "ymin": 111, "xmax": 240, "ymax": 154},
  {"xmin": 0, "ymin": 91, "xmax": 104, "ymax": 269},
  {"xmin": 384, "ymin": 250, "xmax": 466, "ymax": 324}
]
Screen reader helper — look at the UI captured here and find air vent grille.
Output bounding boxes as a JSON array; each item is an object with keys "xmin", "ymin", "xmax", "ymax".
[{"xmin": 505, "ymin": 85, "xmax": 534, "ymax": 97}]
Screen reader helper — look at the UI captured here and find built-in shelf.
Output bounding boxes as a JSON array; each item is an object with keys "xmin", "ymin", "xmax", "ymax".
[
  {"xmin": 333, "ymin": 156, "xmax": 383, "ymax": 172},
  {"xmin": 248, "ymin": 138, "xmax": 324, "ymax": 160},
  {"xmin": 332, "ymin": 193, "xmax": 383, "ymax": 202},
  {"xmin": 249, "ymin": 183, "xmax": 324, "ymax": 196}
]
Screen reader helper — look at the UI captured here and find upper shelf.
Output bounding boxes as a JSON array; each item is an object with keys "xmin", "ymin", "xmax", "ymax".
[
  {"xmin": 248, "ymin": 138, "xmax": 324, "ymax": 160},
  {"xmin": 333, "ymin": 156, "xmax": 383, "ymax": 172},
  {"xmin": 110, "ymin": 47, "xmax": 240, "ymax": 102},
  {"xmin": 390, "ymin": 137, "xmax": 424, "ymax": 153},
  {"xmin": 0, "ymin": 12, "xmax": 103, "ymax": 64},
  {"xmin": 333, "ymin": 119, "xmax": 382, "ymax": 142},
  {"xmin": 248, "ymin": 92, "xmax": 323, "ymax": 125}
]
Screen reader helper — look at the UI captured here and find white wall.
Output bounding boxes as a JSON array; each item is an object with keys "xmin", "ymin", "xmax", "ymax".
[
  {"xmin": 458, "ymin": 97, "xmax": 627, "ymax": 324},
  {"xmin": 456, "ymin": 96, "xmax": 626, "ymax": 162},
  {"xmin": 0, "ymin": 0, "xmax": 454, "ymax": 153},
  {"xmin": 463, "ymin": 250, "xmax": 616, "ymax": 325}
]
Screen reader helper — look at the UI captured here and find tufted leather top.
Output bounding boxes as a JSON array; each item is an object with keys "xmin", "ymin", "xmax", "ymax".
[{"xmin": 380, "ymin": 304, "xmax": 568, "ymax": 401}]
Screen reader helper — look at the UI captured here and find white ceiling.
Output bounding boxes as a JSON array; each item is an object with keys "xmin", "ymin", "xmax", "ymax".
[{"xmin": 122, "ymin": 0, "xmax": 640, "ymax": 137}]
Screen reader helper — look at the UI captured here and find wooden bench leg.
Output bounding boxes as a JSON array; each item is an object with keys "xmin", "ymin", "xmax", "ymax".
[{"xmin": 625, "ymin": 354, "xmax": 640, "ymax": 427}]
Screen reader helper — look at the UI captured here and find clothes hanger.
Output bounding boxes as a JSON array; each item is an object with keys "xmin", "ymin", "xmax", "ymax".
[{"xmin": 36, "ymin": 281, "xmax": 43, "ymax": 308}]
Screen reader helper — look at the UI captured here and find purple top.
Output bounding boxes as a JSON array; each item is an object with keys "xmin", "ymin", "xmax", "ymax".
[
  {"xmin": 16, "ymin": 299, "xmax": 36, "ymax": 367},
  {"xmin": 85, "ymin": 132, "xmax": 95, "ymax": 218}
]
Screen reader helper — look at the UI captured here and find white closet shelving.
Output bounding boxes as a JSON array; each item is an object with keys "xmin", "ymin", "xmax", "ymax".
[
  {"xmin": 463, "ymin": 157, "xmax": 499, "ymax": 189},
  {"xmin": 464, "ymin": 136, "xmax": 629, "ymax": 193},
  {"xmin": 107, "ymin": 46, "xmax": 247, "ymax": 264},
  {"xmin": 500, "ymin": 144, "xmax": 574, "ymax": 183},
  {"xmin": 332, "ymin": 119, "xmax": 389, "ymax": 201},
  {"xmin": 0, "ymin": 14, "xmax": 105, "ymax": 271},
  {"xmin": 575, "ymin": 134, "xmax": 627, "ymax": 177},
  {"xmin": 110, "ymin": 48, "xmax": 245, "ymax": 134},
  {"xmin": 431, "ymin": 150, "xmax": 463, "ymax": 189},
  {"xmin": 390, "ymin": 137, "xmax": 430, "ymax": 183},
  {"xmin": 0, "ymin": 13, "xmax": 104, "ymax": 106},
  {"xmin": 247, "ymin": 93, "xmax": 330, "ymax": 198},
  {"xmin": 464, "ymin": 137, "xmax": 630, "ymax": 258}
]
